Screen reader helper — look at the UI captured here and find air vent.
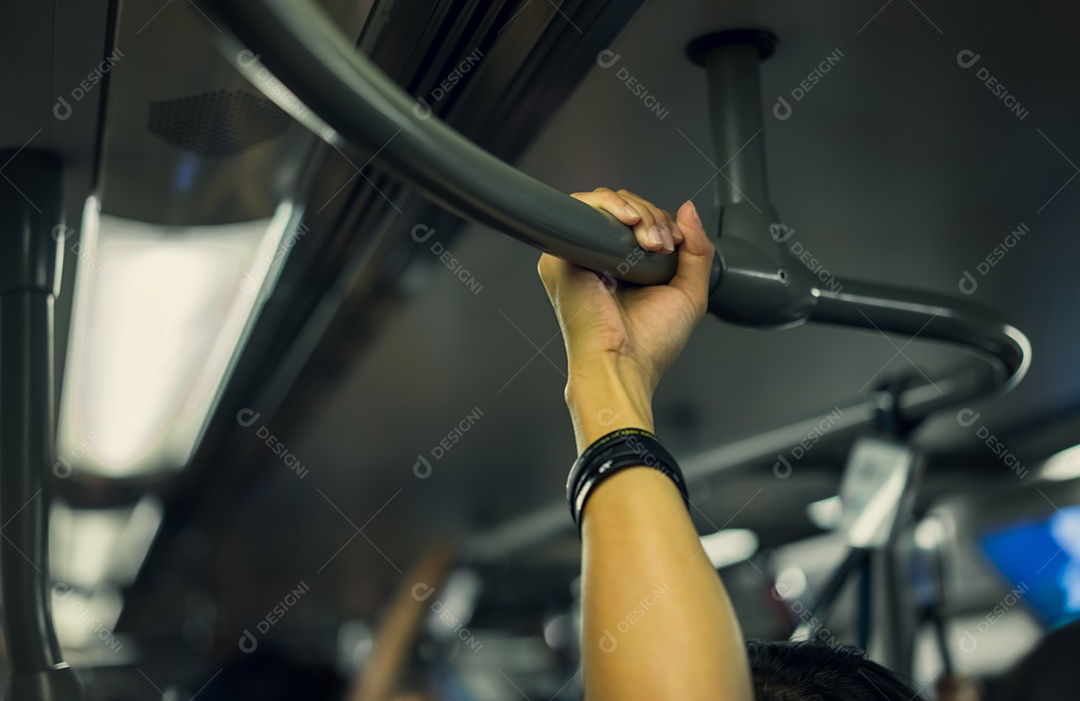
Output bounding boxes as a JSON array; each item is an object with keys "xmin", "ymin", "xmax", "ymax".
[{"xmin": 147, "ymin": 90, "xmax": 292, "ymax": 159}]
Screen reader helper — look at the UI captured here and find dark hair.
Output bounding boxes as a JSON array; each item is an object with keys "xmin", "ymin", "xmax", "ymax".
[{"xmin": 746, "ymin": 640, "xmax": 925, "ymax": 701}]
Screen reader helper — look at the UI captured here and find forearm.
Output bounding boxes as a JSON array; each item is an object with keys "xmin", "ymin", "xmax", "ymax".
[
  {"xmin": 570, "ymin": 368, "xmax": 753, "ymax": 701},
  {"xmin": 352, "ymin": 543, "xmax": 455, "ymax": 701},
  {"xmin": 565, "ymin": 356, "xmax": 655, "ymax": 453}
]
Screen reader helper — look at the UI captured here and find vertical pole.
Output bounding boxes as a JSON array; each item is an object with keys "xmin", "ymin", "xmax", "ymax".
[
  {"xmin": 865, "ymin": 449, "xmax": 924, "ymax": 679},
  {"xmin": 687, "ymin": 30, "xmax": 776, "ymax": 209},
  {"xmin": 867, "ymin": 547, "xmax": 917, "ymax": 677},
  {"xmin": 705, "ymin": 44, "xmax": 768, "ymax": 207},
  {"xmin": 0, "ymin": 149, "xmax": 83, "ymax": 700},
  {"xmin": 688, "ymin": 31, "xmax": 817, "ymax": 326}
]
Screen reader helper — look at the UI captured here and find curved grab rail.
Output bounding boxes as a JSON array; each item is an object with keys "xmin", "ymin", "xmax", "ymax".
[
  {"xmin": 810, "ymin": 278, "xmax": 1030, "ymax": 395},
  {"xmin": 209, "ymin": 0, "xmax": 677, "ymax": 287},
  {"xmin": 205, "ymin": 0, "xmax": 1030, "ymax": 405}
]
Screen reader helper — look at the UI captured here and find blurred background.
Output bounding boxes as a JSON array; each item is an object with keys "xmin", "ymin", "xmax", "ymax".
[{"xmin": 2, "ymin": 0, "xmax": 1079, "ymax": 699}]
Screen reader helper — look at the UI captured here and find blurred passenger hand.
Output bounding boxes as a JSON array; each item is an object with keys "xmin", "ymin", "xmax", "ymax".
[
  {"xmin": 537, "ymin": 188, "xmax": 713, "ymax": 451},
  {"xmin": 935, "ymin": 675, "xmax": 984, "ymax": 701}
]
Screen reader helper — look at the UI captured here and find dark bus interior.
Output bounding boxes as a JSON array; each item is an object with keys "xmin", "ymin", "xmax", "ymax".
[{"xmin": 1, "ymin": 1, "xmax": 1078, "ymax": 699}]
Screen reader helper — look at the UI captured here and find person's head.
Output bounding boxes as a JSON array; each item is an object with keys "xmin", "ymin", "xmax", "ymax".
[{"xmin": 747, "ymin": 640, "xmax": 925, "ymax": 701}]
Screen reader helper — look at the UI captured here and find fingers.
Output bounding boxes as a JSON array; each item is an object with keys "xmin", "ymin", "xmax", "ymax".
[
  {"xmin": 572, "ymin": 189, "xmax": 661, "ymax": 254},
  {"xmin": 666, "ymin": 210, "xmax": 684, "ymax": 244},
  {"xmin": 572, "ymin": 188, "xmax": 680, "ymax": 254},
  {"xmin": 667, "ymin": 201, "xmax": 715, "ymax": 316},
  {"xmin": 618, "ymin": 189, "xmax": 675, "ymax": 253},
  {"xmin": 571, "ymin": 188, "xmax": 640, "ymax": 226}
]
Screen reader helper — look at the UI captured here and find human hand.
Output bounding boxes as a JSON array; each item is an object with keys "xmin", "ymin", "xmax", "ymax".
[
  {"xmin": 935, "ymin": 675, "xmax": 983, "ymax": 701},
  {"xmin": 537, "ymin": 188, "xmax": 714, "ymax": 451}
]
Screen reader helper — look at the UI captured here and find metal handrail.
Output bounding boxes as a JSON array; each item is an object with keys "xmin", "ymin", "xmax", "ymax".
[
  {"xmin": 811, "ymin": 278, "xmax": 1030, "ymax": 393},
  {"xmin": 196, "ymin": 0, "xmax": 1034, "ymax": 562},
  {"xmin": 210, "ymin": 0, "xmax": 677, "ymax": 287},
  {"xmin": 0, "ymin": 4, "xmax": 1030, "ymax": 693},
  {"xmin": 0, "ymin": 151, "xmax": 84, "ymax": 699},
  {"xmin": 205, "ymin": 0, "xmax": 1029, "ymax": 405}
]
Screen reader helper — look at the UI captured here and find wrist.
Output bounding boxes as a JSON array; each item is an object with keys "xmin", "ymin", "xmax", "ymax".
[{"xmin": 565, "ymin": 357, "xmax": 655, "ymax": 453}]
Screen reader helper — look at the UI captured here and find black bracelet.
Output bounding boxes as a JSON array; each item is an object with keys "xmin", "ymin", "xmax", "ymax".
[{"xmin": 566, "ymin": 428, "xmax": 690, "ymax": 532}]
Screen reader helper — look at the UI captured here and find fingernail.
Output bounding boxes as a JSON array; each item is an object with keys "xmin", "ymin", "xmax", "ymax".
[
  {"xmin": 686, "ymin": 201, "xmax": 702, "ymax": 227},
  {"xmin": 647, "ymin": 226, "xmax": 664, "ymax": 248},
  {"xmin": 660, "ymin": 226, "xmax": 675, "ymax": 252},
  {"xmin": 624, "ymin": 204, "xmax": 639, "ymax": 219}
]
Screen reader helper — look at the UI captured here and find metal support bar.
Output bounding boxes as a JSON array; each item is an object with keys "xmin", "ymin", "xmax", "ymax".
[
  {"xmin": 856, "ymin": 556, "xmax": 872, "ymax": 650},
  {"xmin": 866, "ymin": 546, "xmax": 917, "ymax": 674},
  {"xmin": 688, "ymin": 30, "xmax": 775, "ymax": 207},
  {"xmin": 203, "ymin": 2, "xmax": 1033, "ymax": 561},
  {"xmin": 206, "ymin": 0, "xmax": 678, "ymax": 288},
  {"xmin": 691, "ymin": 31, "xmax": 813, "ymax": 327},
  {"xmin": 464, "ymin": 364, "xmax": 991, "ymax": 561},
  {"xmin": 812, "ymin": 279, "xmax": 1029, "ymax": 392},
  {"xmin": 912, "ymin": 516, "xmax": 953, "ymax": 675},
  {"xmin": 0, "ymin": 150, "xmax": 83, "ymax": 700},
  {"xmin": 789, "ymin": 547, "xmax": 867, "ymax": 642},
  {"xmin": 205, "ymin": 0, "xmax": 1029, "ymax": 402},
  {"xmin": 843, "ymin": 435, "xmax": 924, "ymax": 672}
]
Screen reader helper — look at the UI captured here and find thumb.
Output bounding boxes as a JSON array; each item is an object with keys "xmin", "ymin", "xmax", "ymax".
[{"xmin": 668, "ymin": 201, "xmax": 715, "ymax": 306}]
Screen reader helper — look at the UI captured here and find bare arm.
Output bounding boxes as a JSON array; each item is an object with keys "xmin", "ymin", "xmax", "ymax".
[
  {"xmin": 350, "ymin": 542, "xmax": 456, "ymax": 701},
  {"xmin": 539, "ymin": 190, "xmax": 753, "ymax": 701}
]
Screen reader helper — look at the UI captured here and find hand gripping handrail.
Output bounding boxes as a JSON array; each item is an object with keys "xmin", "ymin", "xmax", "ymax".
[{"xmin": 204, "ymin": 3, "xmax": 1029, "ymax": 411}]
